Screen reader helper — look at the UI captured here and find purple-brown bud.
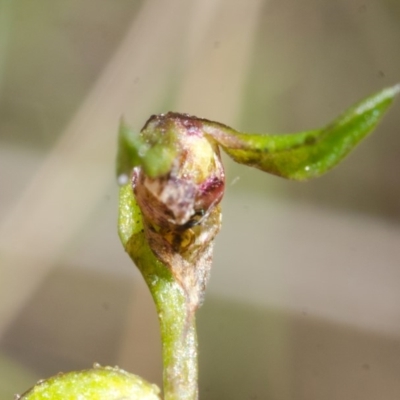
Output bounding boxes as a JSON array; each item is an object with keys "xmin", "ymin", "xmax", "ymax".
[{"xmin": 133, "ymin": 113, "xmax": 225, "ymax": 310}]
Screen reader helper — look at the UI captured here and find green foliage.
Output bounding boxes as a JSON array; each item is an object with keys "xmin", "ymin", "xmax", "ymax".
[{"xmin": 204, "ymin": 84, "xmax": 400, "ymax": 180}]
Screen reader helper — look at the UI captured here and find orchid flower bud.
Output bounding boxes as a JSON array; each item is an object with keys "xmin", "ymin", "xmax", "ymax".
[
  {"xmin": 119, "ymin": 113, "xmax": 225, "ymax": 311},
  {"xmin": 133, "ymin": 113, "xmax": 225, "ymax": 228}
]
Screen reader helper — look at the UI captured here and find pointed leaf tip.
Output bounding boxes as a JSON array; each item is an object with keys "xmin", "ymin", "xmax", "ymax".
[{"xmin": 338, "ymin": 83, "xmax": 400, "ymax": 125}]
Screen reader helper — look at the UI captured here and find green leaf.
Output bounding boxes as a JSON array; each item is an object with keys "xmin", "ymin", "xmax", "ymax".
[
  {"xmin": 19, "ymin": 365, "xmax": 160, "ymax": 400},
  {"xmin": 204, "ymin": 84, "xmax": 400, "ymax": 180}
]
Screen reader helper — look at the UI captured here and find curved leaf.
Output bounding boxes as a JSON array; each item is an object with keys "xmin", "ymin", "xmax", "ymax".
[{"xmin": 203, "ymin": 84, "xmax": 400, "ymax": 180}]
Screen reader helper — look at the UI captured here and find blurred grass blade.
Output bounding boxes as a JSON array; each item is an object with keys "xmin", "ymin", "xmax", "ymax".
[{"xmin": 206, "ymin": 84, "xmax": 400, "ymax": 180}]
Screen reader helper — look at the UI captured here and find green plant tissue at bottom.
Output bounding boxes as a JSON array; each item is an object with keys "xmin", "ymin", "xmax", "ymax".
[{"xmin": 19, "ymin": 366, "xmax": 161, "ymax": 400}]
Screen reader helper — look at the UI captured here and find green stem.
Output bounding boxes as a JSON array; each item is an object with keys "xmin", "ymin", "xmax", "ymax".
[
  {"xmin": 145, "ymin": 271, "xmax": 198, "ymax": 400},
  {"xmin": 119, "ymin": 184, "xmax": 198, "ymax": 400}
]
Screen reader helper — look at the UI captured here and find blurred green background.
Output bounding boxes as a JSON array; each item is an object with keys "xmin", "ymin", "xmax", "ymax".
[{"xmin": 1, "ymin": 1, "xmax": 400, "ymax": 399}]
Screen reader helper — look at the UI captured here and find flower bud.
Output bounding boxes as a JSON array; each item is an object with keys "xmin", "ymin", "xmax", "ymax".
[{"xmin": 133, "ymin": 112, "xmax": 225, "ymax": 310}]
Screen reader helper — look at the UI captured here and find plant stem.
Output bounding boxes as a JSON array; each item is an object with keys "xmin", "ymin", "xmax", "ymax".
[
  {"xmin": 129, "ymin": 234, "xmax": 199, "ymax": 400},
  {"xmin": 147, "ymin": 274, "xmax": 198, "ymax": 400},
  {"xmin": 119, "ymin": 184, "xmax": 199, "ymax": 400}
]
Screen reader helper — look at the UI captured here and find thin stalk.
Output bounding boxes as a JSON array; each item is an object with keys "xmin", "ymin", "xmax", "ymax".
[
  {"xmin": 119, "ymin": 183, "xmax": 199, "ymax": 400},
  {"xmin": 146, "ymin": 272, "xmax": 198, "ymax": 400}
]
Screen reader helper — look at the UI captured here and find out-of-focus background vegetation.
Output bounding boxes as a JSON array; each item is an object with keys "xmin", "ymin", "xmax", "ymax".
[{"xmin": 1, "ymin": 0, "xmax": 400, "ymax": 399}]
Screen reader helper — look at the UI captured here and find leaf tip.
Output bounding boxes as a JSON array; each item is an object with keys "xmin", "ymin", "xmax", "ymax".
[
  {"xmin": 391, "ymin": 82, "xmax": 400, "ymax": 96},
  {"xmin": 381, "ymin": 82, "xmax": 400, "ymax": 100}
]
